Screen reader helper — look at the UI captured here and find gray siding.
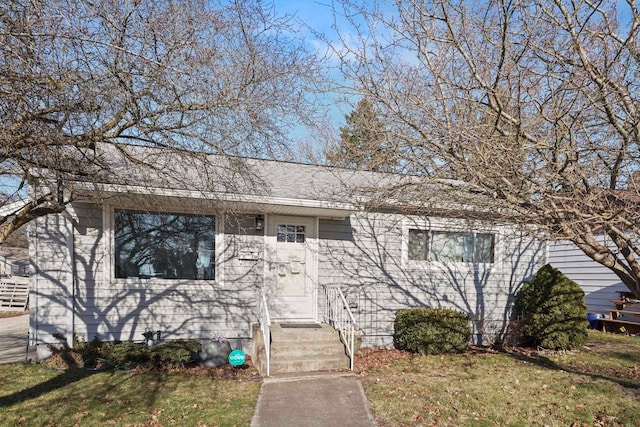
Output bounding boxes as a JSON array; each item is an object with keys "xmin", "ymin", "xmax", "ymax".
[
  {"xmin": 30, "ymin": 210, "xmax": 74, "ymax": 345},
  {"xmin": 32, "ymin": 200, "xmax": 545, "ymax": 349},
  {"xmin": 31, "ymin": 203, "xmax": 263, "ymax": 346},
  {"xmin": 318, "ymin": 213, "xmax": 545, "ymax": 346},
  {"xmin": 548, "ymin": 240, "xmax": 627, "ymax": 314}
]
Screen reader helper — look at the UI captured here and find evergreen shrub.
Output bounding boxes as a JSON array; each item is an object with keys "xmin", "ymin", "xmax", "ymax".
[
  {"xmin": 515, "ymin": 264, "xmax": 588, "ymax": 350},
  {"xmin": 394, "ymin": 307, "xmax": 471, "ymax": 355},
  {"xmin": 73, "ymin": 338, "xmax": 201, "ymax": 369}
]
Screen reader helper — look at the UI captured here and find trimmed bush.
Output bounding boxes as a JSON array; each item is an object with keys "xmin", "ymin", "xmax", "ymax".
[
  {"xmin": 73, "ymin": 338, "xmax": 201, "ymax": 369},
  {"xmin": 394, "ymin": 307, "xmax": 471, "ymax": 355},
  {"xmin": 515, "ymin": 264, "xmax": 588, "ymax": 350}
]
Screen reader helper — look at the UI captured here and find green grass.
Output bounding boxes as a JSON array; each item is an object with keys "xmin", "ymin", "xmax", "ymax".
[
  {"xmin": 3, "ymin": 331, "xmax": 639, "ymax": 426},
  {"xmin": 362, "ymin": 331, "xmax": 640, "ymax": 426},
  {"xmin": 0, "ymin": 364, "xmax": 261, "ymax": 426}
]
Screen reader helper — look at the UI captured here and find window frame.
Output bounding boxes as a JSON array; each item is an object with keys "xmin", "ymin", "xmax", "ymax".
[
  {"xmin": 405, "ymin": 224, "xmax": 498, "ymax": 267},
  {"xmin": 106, "ymin": 205, "xmax": 223, "ymax": 285}
]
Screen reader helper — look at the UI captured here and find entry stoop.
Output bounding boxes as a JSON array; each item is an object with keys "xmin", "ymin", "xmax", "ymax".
[{"xmin": 268, "ymin": 323, "xmax": 350, "ymax": 374}]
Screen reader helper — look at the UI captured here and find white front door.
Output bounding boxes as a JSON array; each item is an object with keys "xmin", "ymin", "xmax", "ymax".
[{"xmin": 266, "ymin": 216, "xmax": 316, "ymax": 320}]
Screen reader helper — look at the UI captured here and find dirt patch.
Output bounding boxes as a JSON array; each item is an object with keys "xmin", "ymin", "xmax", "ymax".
[{"xmin": 0, "ymin": 311, "xmax": 28, "ymax": 319}]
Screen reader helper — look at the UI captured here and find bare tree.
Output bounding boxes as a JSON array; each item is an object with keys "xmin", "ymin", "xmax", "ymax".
[
  {"xmin": 0, "ymin": 0, "xmax": 325, "ymax": 241},
  {"xmin": 331, "ymin": 0, "xmax": 640, "ymax": 295}
]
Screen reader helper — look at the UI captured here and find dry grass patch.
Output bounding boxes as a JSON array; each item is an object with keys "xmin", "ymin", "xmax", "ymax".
[
  {"xmin": 358, "ymin": 331, "xmax": 640, "ymax": 426},
  {"xmin": 0, "ymin": 363, "xmax": 261, "ymax": 426}
]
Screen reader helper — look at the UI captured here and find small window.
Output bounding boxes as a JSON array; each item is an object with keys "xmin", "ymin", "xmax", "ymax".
[
  {"xmin": 408, "ymin": 229, "xmax": 429, "ymax": 260},
  {"xmin": 114, "ymin": 209, "xmax": 216, "ymax": 280},
  {"xmin": 408, "ymin": 229, "xmax": 495, "ymax": 264},
  {"xmin": 277, "ymin": 224, "xmax": 306, "ymax": 243}
]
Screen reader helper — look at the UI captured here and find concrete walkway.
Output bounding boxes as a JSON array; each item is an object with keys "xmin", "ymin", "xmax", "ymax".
[
  {"xmin": 0, "ymin": 313, "xmax": 29, "ymax": 363},
  {"xmin": 251, "ymin": 372, "xmax": 376, "ymax": 427}
]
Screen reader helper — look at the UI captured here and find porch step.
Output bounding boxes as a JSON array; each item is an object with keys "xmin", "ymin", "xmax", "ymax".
[{"xmin": 269, "ymin": 323, "xmax": 350, "ymax": 374}]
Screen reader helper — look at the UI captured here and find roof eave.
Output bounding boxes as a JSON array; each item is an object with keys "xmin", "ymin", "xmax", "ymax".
[{"xmin": 71, "ymin": 182, "xmax": 362, "ymax": 219}]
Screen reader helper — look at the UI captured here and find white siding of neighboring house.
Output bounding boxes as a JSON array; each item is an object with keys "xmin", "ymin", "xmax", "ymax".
[
  {"xmin": 318, "ymin": 213, "xmax": 545, "ymax": 347},
  {"xmin": 30, "ymin": 200, "xmax": 264, "ymax": 348},
  {"xmin": 548, "ymin": 240, "xmax": 628, "ymax": 315}
]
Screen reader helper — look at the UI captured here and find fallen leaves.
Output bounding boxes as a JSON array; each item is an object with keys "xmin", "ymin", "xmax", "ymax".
[{"xmin": 355, "ymin": 348, "xmax": 415, "ymax": 375}]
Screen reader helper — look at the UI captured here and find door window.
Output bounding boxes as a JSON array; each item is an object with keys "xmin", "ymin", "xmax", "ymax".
[{"xmin": 276, "ymin": 224, "xmax": 306, "ymax": 243}]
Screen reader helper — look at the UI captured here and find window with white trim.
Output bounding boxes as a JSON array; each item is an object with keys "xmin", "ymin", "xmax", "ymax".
[
  {"xmin": 114, "ymin": 209, "xmax": 216, "ymax": 280},
  {"xmin": 408, "ymin": 229, "xmax": 495, "ymax": 264}
]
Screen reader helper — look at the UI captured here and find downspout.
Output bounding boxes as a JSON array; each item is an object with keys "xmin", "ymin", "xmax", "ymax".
[
  {"xmin": 314, "ymin": 217, "xmax": 320, "ymax": 323},
  {"xmin": 28, "ymin": 221, "xmax": 37, "ymax": 347},
  {"xmin": 63, "ymin": 210, "xmax": 75, "ymax": 349}
]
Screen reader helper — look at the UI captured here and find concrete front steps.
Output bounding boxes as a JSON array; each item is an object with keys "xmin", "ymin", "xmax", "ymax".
[{"xmin": 266, "ymin": 323, "xmax": 350, "ymax": 375}]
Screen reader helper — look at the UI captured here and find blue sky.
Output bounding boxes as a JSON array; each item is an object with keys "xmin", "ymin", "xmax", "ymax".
[
  {"xmin": 274, "ymin": 1, "xmax": 332, "ymax": 30},
  {"xmin": 272, "ymin": 1, "xmax": 360, "ymax": 150}
]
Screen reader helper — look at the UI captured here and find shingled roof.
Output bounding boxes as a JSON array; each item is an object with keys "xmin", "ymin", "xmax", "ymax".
[
  {"xmin": 66, "ymin": 143, "xmax": 489, "ymax": 219},
  {"xmin": 66, "ymin": 143, "xmax": 405, "ymax": 217}
]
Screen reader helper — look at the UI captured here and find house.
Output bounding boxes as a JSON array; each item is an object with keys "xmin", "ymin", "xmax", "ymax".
[
  {"xmin": 548, "ymin": 187, "xmax": 640, "ymax": 315},
  {"xmin": 548, "ymin": 239, "xmax": 630, "ymax": 315},
  {"xmin": 29, "ymin": 144, "xmax": 545, "ymax": 370}
]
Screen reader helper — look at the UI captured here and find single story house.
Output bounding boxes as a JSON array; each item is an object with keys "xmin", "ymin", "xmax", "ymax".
[{"xmin": 28, "ymin": 144, "xmax": 545, "ymax": 364}]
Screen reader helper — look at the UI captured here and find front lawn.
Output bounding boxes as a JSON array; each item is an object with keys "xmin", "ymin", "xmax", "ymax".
[
  {"xmin": 0, "ymin": 363, "xmax": 261, "ymax": 426},
  {"xmin": 359, "ymin": 331, "xmax": 640, "ymax": 426},
  {"xmin": 4, "ymin": 330, "xmax": 639, "ymax": 426}
]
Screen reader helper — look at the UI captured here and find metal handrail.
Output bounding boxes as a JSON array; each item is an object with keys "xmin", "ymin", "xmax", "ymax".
[
  {"xmin": 258, "ymin": 290, "xmax": 271, "ymax": 376},
  {"xmin": 323, "ymin": 286, "xmax": 357, "ymax": 371}
]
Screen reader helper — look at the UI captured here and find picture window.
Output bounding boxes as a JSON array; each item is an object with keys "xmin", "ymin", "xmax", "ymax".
[
  {"xmin": 114, "ymin": 209, "xmax": 216, "ymax": 280},
  {"xmin": 408, "ymin": 229, "xmax": 495, "ymax": 264}
]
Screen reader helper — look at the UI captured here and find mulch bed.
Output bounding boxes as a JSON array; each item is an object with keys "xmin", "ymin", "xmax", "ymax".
[{"xmin": 42, "ymin": 350, "xmax": 262, "ymax": 381}]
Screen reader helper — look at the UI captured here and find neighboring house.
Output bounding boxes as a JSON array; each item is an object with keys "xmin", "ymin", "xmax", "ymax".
[
  {"xmin": 549, "ymin": 239, "xmax": 629, "ymax": 314},
  {"xmin": 0, "ymin": 199, "xmax": 31, "ymax": 276},
  {"xmin": 0, "ymin": 249, "xmax": 29, "ymax": 277},
  {"xmin": 28, "ymin": 145, "xmax": 545, "ymax": 357},
  {"xmin": 0, "ymin": 254, "xmax": 15, "ymax": 277}
]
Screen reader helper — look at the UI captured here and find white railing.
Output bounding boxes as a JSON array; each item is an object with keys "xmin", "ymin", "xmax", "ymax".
[
  {"xmin": 323, "ymin": 286, "xmax": 357, "ymax": 371},
  {"xmin": 258, "ymin": 290, "xmax": 271, "ymax": 376}
]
